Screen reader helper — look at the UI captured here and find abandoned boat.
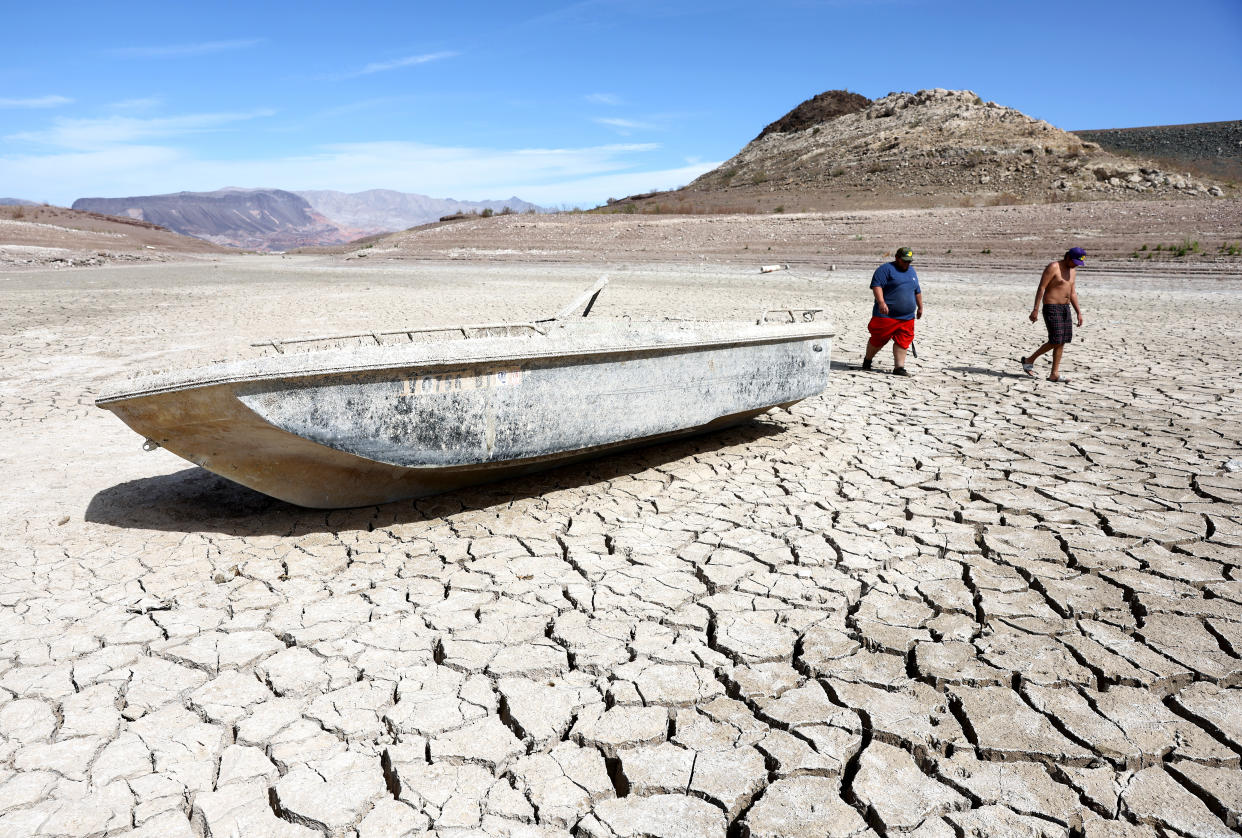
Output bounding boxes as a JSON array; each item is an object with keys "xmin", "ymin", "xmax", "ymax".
[{"xmin": 96, "ymin": 280, "xmax": 833, "ymax": 508}]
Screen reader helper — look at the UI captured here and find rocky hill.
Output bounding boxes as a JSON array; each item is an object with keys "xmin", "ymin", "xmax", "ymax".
[
  {"xmin": 753, "ymin": 90, "xmax": 871, "ymax": 141},
  {"xmin": 72, "ymin": 188, "xmax": 362, "ymax": 251},
  {"xmin": 1073, "ymin": 120, "xmax": 1242, "ymax": 185},
  {"xmin": 603, "ymin": 89, "xmax": 1232, "ymax": 214},
  {"xmin": 296, "ymin": 189, "xmax": 543, "ymax": 234}
]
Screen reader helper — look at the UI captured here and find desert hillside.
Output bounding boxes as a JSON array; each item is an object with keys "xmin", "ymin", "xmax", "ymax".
[
  {"xmin": 317, "ymin": 197, "xmax": 1241, "ymax": 278},
  {"xmin": 0, "ymin": 203, "xmax": 230, "ymax": 269},
  {"xmin": 1074, "ymin": 120, "xmax": 1242, "ymax": 184},
  {"xmin": 72, "ymin": 188, "xmax": 363, "ymax": 252},
  {"xmin": 752, "ymin": 89, "xmax": 870, "ymax": 140},
  {"xmin": 604, "ymin": 89, "xmax": 1232, "ymax": 214}
]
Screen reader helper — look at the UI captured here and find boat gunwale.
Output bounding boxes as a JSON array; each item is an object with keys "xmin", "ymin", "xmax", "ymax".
[{"xmin": 96, "ymin": 321, "xmax": 834, "ymax": 406}]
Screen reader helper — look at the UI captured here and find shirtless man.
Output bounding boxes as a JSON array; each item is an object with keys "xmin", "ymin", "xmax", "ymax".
[{"xmin": 1020, "ymin": 247, "xmax": 1085, "ymax": 382}]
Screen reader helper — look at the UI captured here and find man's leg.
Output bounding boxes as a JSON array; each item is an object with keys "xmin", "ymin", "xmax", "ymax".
[
  {"xmin": 863, "ymin": 331, "xmax": 887, "ymax": 369},
  {"xmin": 1049, "ymin": 344, "xmax": 1065, "ymax": 379},
  {"xmin": 891, "ymin": 320, "xmax": 913, "ymax": 373},
  {"xmin": 1026, "ymin": 341, "xmax": 1055, "ymax": 363}
]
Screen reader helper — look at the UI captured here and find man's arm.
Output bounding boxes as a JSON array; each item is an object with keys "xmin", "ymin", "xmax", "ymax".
[
  {"xmin": 915, "ymin": 292, "xmax": 923, "ymax": 319},
  {"xmin": 872, "ymin": 285, "xmax": 889, "ymax": 316},
  {"xmin": 1070, "ymin": 283, "xmax": 1083, "ymax": 326},
  {"xmin": 1030, "ymin": 264, "xmax": 1055, "ymax": 322}
]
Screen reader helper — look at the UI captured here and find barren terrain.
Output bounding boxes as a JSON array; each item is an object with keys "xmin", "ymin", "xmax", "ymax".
[
  {"xmin": 1075, "ymin": 121, "xmax": 1242, "ymax": 185},
  {"xmin": 332, "ymin": 198, "xmax": 1242, "ymax": 278},
  {"xmin": 0, "ymin": 204, "xmax": 229, "ymax": 269},
  {"xmin": 1, "ymin": 212, "xmax": 1241, "ymax": 837},
  {"xmin": 12, "ymin": 197, "xmax": 1240, "ymax": 276},
  {"xmin": 606, "ymin": 90, "xmax": 1235, "ymax": 215}
]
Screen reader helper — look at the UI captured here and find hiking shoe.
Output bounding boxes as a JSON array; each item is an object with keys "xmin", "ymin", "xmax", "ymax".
[
  {"xmin": 892, "ymin": 367, "xmax": 910, "ymax": 376},
  {"xmin": 861, "ymin": 358, "xmax": 873, "ymax": 371}
]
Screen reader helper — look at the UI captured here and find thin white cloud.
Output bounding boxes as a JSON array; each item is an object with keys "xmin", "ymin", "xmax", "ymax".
[
  {"xmin": 594, "ymin": 117, "xmax": 656, "ymax": 133},
  {"xmin": 109, "ymin": 97, "xmax": 163, "ymax": 112},
  {"xmin": 0, "ymin": 138, "xmax": 703, "ymax": 208},
  {"xmin": 0, "ymin": 95, "xmax": 73, "ymax": 109},
  {"xmin": 107, "ymin": 39, "xmax": 266, "ymax": 59},
  {"xmin": 295, "ymin": 140, "xmax": 662, "ymax": 190},
  {"xmin": 339, "ymin": 51, "xmax": 459, "ymax": 79},
  {"xmin": 8, "ymin": 109, "xmax": 276, "ymax": 149},
  {"xmin": 509, "ymin": 161, "xmax": 721, "ymax": 208},
  {"xmin": 0, "ymin": 145, "xmax": 188, "ymax": 202},
  {"xmin": 586, "ymin": 93, "xmax": 622, "ymax": 105}
]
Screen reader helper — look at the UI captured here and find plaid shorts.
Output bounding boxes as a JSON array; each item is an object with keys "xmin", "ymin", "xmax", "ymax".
[{"xmin": 1043, "ymin": 303, "xmax": 1073, "ymax": 344}]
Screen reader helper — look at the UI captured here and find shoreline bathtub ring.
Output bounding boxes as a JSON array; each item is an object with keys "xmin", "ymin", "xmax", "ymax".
[{"xmin": 96, "ymin": 280, "xmax": 834, "ymax": 508}]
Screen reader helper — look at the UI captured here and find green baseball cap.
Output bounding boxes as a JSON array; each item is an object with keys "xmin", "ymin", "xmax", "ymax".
[{"xmin": 895, "ymin": 247, "xmax": 914, "ymax": 262}]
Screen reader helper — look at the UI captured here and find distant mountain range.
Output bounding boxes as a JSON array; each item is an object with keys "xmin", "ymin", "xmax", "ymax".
[
  {"xmin": 70, "ymin": 188, "xmax": 546, "ymax": 251},
  {"xmin": 296, "ymin": 189, "xmax": 541, "ymax": 234}
]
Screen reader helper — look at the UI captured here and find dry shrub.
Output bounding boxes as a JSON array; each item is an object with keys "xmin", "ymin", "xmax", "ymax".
[
  {"xmin": 984, "ymin": 192, "xmax": 1024, "ymax": 206},
  {"xmin": 962, "ymin": 150, "xmax": 987, "ymax": 168}
]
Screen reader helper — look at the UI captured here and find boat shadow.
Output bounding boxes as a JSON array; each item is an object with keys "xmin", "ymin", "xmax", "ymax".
[{"xmin": 85, "ymin": 420, "xmax": 789, "ymax": 536}]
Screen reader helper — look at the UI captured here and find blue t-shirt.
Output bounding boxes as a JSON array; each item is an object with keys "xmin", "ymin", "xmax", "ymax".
[{"xmin": 870, "ymin": 262, "xmax": 921, "ymax": 320}]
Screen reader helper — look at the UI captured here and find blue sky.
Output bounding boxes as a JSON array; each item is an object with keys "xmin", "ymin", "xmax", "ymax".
[{"xmin": 2, "ymin": 0, "xmax": 1240, "ymax": 208}]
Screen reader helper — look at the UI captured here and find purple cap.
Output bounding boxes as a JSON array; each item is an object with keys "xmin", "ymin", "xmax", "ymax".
[{"xmin": 1065, "ymin": 247, "xmax": 1086, "ymax": 266}]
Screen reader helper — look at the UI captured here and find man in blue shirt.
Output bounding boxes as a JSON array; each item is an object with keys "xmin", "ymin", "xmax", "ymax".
[{"xmin": 862, "ymin": 247, "xmax": 923, "ymax": 376}]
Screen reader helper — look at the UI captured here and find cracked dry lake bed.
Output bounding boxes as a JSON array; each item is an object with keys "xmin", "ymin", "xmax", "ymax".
[{"xmin": 1, "ymin": 256, "xmax": 1241, "ymax": 837}]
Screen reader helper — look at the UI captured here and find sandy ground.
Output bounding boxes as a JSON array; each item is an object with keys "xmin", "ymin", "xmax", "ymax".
[
  {"xmin": 2, "ymin": 251, "xmax": 1241, "ymax": 837},
  {"xmin": 345, "ymin": 199, "xmax": 1242, "ymax": 278},
  {"xmin": 4, "ymin": 198, "xmax": 1240, "ymax": 276}
]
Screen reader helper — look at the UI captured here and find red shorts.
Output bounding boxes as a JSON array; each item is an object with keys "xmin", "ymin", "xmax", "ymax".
[{"xmin": 867, "ymin": 316, "xmax": 915, "ymax": 349}]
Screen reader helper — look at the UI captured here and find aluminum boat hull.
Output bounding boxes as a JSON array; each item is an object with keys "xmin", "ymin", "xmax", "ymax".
[{"xmin": 97, "ymin": 319, "xmax": 832, "ymax": 508}]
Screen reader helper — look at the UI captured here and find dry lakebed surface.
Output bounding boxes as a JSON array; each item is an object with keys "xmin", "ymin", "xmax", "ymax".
[{"xmin": 1, "ymin": 213, "xmax": 1241, "ymax": 838}]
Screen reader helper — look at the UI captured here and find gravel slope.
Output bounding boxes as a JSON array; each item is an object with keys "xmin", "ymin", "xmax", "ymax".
[{"xmin": 1075, "ymin": 120, "xmax": 1242, "ymax": 184}]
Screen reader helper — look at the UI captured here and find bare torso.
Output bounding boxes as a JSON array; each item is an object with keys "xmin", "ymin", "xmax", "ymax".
[{"xmin": 1040, "ymin": 260, "xmax": 1076, "ymax": 305}]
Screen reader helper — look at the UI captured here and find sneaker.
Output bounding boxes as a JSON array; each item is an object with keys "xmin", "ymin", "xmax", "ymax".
[
  {"xmin": 861, "ymin": 358, "xmax": 873, "ymax": 371},
  {"xmin": 892, "ymin": 367, "xmax": 910, "ymax": 376}
]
